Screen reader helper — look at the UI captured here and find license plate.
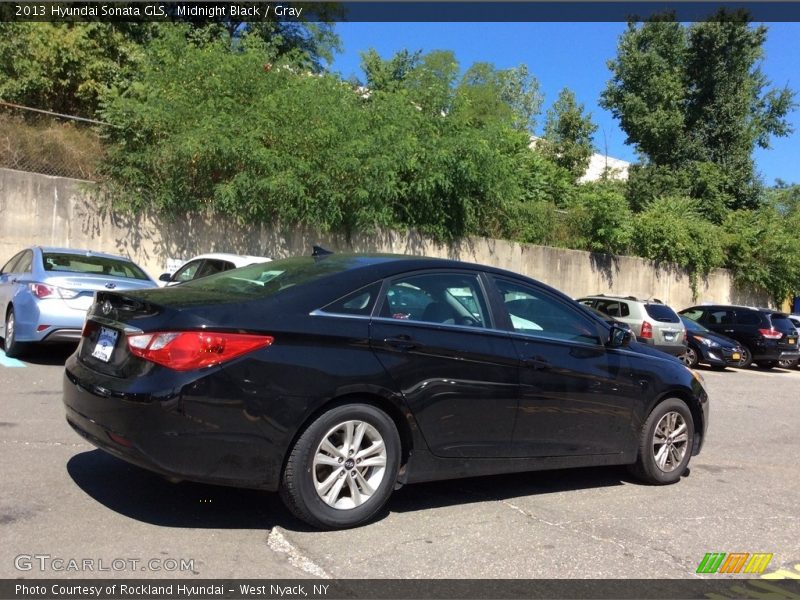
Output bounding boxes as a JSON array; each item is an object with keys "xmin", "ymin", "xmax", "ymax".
[
  {"xmin": 664, "ymin": 333, "xmax": 675, "ymax": 341},
  {"xmin": 91, "ymin": 327, "xmax": 118, "ymax": 362},
  {"xmin": 788, "ymin": 338, "xmax": 797, "ymax": 345},
  {"xmin": 732, "ymin": 352, "xmax": 741, "ymax": 361}
]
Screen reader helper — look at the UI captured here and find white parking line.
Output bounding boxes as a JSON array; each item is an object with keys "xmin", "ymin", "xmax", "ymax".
[{"xmin": 0, "ymin": 350, "xmax": 25, "ymax": 368}]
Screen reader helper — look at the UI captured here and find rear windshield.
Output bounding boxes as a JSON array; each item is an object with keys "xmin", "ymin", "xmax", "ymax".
[
  {"xmin": 43, "ymin": 252, "xmax": 150, "ymax": 281},
  {"xmin": 180, "ymin": 256, "xmax": 350, "ymax": 297},
  {"xmin": 644, "ymin": 303, "xmax": 680, "ymax": 323},
  {"xmin": 770, "ymin": 315, "xmax": 797, "ymax": 335}
]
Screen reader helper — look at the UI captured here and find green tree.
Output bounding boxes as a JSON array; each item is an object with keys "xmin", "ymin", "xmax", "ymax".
[
  {"xmin": 602, "ymin": 12, "xmax": 795, "ymax": 213},
  {"xmin": 0, "ymin": 23, "xmax": 155, "ymax": 117},
  {"xmin": 541, "ymin": 88, "xmax": 598, "ymax": 181}
]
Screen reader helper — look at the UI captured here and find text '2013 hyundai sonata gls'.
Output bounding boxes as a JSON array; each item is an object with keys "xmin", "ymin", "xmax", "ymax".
[{"xmin": 63, "ymin": 254, "xmax": 708, "ymax": 529}]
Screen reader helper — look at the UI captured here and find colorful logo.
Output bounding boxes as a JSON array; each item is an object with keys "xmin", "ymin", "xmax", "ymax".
[{"xmin": 697, "ymin": 552, "xmax": 774, "ymax": 574}]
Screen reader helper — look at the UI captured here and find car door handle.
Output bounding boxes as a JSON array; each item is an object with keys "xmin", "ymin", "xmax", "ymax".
[
  {"xmin": 522, "ymin": 356, "xmax": 550, "ymax": 370},
  {"xmin": 384, "ymin": 335, "xmax": 418, "ymax": 351}
]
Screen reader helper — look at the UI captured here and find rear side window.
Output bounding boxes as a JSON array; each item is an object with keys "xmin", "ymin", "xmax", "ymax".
[
  {"xmin": 595, "ymin": 299, "xmax": 630, "ymax": 318},
  {"xmin": 736, "ymin": 311, "xmax": 762, "ymax": 326},
  {"xmin": 1, "ymin": 251, "xmax": 25, "ymax": 274},
  {"xmin": 14, "ymin": 250, "xmax": 33, "ymax": 273},
  {"xmin": 644, "ymin": 303, "xmax": 680, "ymax": 323},
  {"xmin": 321, "ymin": 282, "xmax": 382, "ymax": 317},
  {"xmin": 379, "ymin": 272, "xmax": 489, "ymax": 328}
]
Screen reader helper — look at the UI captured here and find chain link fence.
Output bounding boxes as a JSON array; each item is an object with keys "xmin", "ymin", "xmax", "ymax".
[{"xmin": 0, "ymin": 102, "xmax": 106, "ymax": 181}]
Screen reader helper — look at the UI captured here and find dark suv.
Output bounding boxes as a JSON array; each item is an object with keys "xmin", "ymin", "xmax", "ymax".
[{"xmin": 679, "ymin": 305, "xmax": 800, "ymax": 368}]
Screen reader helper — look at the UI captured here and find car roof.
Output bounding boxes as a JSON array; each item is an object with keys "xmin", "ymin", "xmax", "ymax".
[
  {"xmin": 184, "ymin": 253, "xmax": 271, "ymax": 265},
  {"xmin": 33, "ymin": 246, "xmax": 137, "ymax": 261},
  {"xmin": 578, "ymin": 294, "xmax": 664, "ymax": 305}
]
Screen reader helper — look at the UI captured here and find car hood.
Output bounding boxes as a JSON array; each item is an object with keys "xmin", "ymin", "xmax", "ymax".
[{"xmin": 688, "ymin": 330, "xmax": 740, "ymax": 349}]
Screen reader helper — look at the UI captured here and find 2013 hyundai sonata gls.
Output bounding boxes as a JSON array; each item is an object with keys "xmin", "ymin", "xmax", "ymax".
[{"xmin": 63, "ymin": 254, "xmax": 708, "ymax": 529}]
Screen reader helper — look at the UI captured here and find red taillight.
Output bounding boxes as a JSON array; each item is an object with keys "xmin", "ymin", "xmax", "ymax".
[
  {"xmin": 640, "ymin": 321, "xmax": 653, "ymax": 339},
  {"xmin": 29, "ymin": 283, "xmax": 56, "ymax": 298},
  {"xmin": 759, "ymin": 328, "xmax": 782, "ymax": 340},
  {"xmin": 126, "ymin": 331, "xmax": 273, "ymax": 371}
]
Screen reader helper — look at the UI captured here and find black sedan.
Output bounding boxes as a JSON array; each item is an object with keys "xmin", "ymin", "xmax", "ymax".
[
  {"xmin": 63, "ymin": 254, "xmax": 709, "ymax": 529},
  {"xmin": 680, "ymin": 316, "xmax": 743, "ymax": 369}
]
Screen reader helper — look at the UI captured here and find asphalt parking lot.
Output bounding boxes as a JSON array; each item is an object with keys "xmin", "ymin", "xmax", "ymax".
[{"xmin": 1, "ymin": 345, "xmax": 798, "ymax": 580}]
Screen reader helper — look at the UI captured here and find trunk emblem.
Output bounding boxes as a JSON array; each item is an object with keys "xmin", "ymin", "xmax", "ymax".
[
  {"xmin": 101, "ymin": 300, "xmax": 113, "ymax": 315},
  {"xmin": 105, "ymin": 283, "xmax": 117, "ymax": 289}
]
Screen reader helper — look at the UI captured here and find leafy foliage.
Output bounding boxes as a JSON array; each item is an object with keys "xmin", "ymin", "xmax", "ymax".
[{"xmin": 542, "ymin": 88, "xmax": 599, "ymax": 181}]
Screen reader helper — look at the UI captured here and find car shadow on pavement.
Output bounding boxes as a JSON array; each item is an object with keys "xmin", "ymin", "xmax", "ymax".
[
  {"xmin": 386, "ymin": 466, "xmax": 630, "ymax": 515},
  {"xmin": 66, "ymin": 449, "xmax": 315, "ymax": 531},
  {"xmin": 15, "ymin": 343, "xmax": 76, "ymax": 366}
]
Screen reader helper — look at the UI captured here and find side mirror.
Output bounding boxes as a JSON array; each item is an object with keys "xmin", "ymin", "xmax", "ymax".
[
  {"xmin": 158, "ymin": 273, "xmax": 172, "ymax": 282},
  {"xmin": 608, "ymin": 323, "xmax": 633, "ymax": 348}
]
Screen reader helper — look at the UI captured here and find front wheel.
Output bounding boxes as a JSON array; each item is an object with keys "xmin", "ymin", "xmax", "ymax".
[
  {"xmin": 628, "ymin": 398, "xmax": 694, "ymax": 485},
  {"xmin": 280, "ymin": 403, "xmax": 401, "ymax": 530},
  {"xmin": 737, "ymin": 347, "xmax": 753, "ymax": 368},
  {"xmin": 777, "ymin": 358, "xmax": 797, "ymax": 369},
  {"xmin": 681, "ymin": 347, "xmax": 699, "ymax": 368}
]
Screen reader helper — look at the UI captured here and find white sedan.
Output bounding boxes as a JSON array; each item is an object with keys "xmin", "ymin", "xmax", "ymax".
[{"xmin": 158, "ymin": 253, "xmax": 271, "ymax": 286}]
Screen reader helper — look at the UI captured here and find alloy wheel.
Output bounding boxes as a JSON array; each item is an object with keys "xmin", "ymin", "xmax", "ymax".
[
  {"xmin": 681, "ymin": 348, "xmax": 698, "ymax": 368},
  {"xmin": 652, "ymin": 411, "xmax": 689, "ymax": 473},
  {"xmin": 312, "ymin": 420, "xmax": 388, "ymax": 510}
]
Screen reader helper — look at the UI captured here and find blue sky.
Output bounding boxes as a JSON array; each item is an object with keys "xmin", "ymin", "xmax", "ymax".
[{"xmin": 330, "ymin": 22, "xmax": 799, "ymax": 186}]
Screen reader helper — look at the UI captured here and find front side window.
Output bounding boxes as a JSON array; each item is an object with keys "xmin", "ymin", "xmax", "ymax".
[
  {"xmin": 494, "ymin": 278, "xmax": 602, "ymax": 344},
  {"xmin": 172, "ymin": 260, "xmax": 203, "ymax": 283},
  {"xmin": 379, "ymin": 272, "xmax": 489, "ymax": 328},
  {"xmin": 680, "ymin": 308, "xmax": 704, "ymax": 322},
  {"xmin": 707, "ymin": 309, "xmax": 735, "ymax": 325}
]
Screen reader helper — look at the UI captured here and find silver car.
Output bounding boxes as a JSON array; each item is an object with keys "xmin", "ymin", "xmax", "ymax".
[
  {"xmin": 577, "ymin": 294, "xmax": 687, "ymax": 357},
  {"xmin": 0, "ymin": 247, "xmax": 156, "ymax": 357}
]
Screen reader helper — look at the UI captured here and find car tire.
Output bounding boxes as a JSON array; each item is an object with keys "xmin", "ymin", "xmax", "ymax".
[
  {"xmin": 280, "ymin": 403, "xmax": 401, "ymax": 530},
  {"xmin": 756, "ymin": 361, "xmax": 777, "ymax": 370},
  {"xmin": 628, "ymin": 398, "xmax": 694, "ymax": 485},
  {"xmin": 3, "ymin": 307, "xmax": 25, "ymax": 359},
  {"xmin": 777, "ymin": 358, "xmax": 798, "ymax": 369},
  {"xmin": 681, "ymin": 347, "xmax": 699, "ymax": 368},
  {"xmin": 738, "ymin": 347, "xmax": 753, "ymax": 368}
]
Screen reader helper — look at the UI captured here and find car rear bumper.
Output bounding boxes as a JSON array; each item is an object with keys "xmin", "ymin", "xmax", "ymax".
[
  {"xmin": 62, "ymin": 361, "xmax": 282, "ymax": 491},
  {"xmin": 637, "ymin": 338, "xmax": 687, "ymax": 357},
  {"xmin": 12, "ymin": 295, "xmax": 87, "ymax": 343}
]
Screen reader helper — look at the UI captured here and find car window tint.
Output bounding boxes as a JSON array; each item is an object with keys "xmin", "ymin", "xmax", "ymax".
[
  {"xmin": 594, "ymin": 300, "xmax": 620, "ymax": 317},
  {"xmin": 736, "ymin": 311, "xmax": 761, "ymax": 326},
  {"xmin": 173, "ymin": 260, "xmax": 203, "ymax": 282},
  {"xmin": 680, "ymin": 308, "xmax": 704, "ymax": 321},
  {"xmin": 42, "ymin": 252, "xmax": 150, "ymax": 280},
  {"xmin": 2, "ymin": 251, "xmax": 25, "ymax": 274},
  {"xmin": 494, "ymin": 278, "xmax": 601, "ymax": 344},
  {"xmin": 707, "ymin": 309, "xmax": 736, "ymax": 325},
  {"xmin": 644, "ymin": 303, "xmax": 680, "ymax": 323},
  {"xmin": 321, "ymin": 282, "xmax": 382, "ymax": 316},
  {"xmin": 379, "ymin": 273, "xmax": 488, "ymax": 328}
]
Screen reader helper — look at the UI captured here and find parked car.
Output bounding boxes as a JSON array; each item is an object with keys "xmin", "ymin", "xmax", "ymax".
[
  {"xmin": 0, "ymin": 247, "xmax": 156, "ymax": 358},
  {"xmin": 679, "ymin": 316, "xmax": 743, "ymax": 369},
  {"xmin": 577, "ymin": 295, "xmax": 687, "ymax": 357},
  {"xmin": 679, "ymin": 305, "xmax": 800, "ymax": 369},
  {"xmin": 64, "ymin": 253, "xmax": 708, "ymax": 529},
  {"xmin": 159, "ymin": 253, "xmax": 271, "ymax": 286},
  {"xmin": 778, "ymin": 315, "xmax": 800, "ymax": 368}
]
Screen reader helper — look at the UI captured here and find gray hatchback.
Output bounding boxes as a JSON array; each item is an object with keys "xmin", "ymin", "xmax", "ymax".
[{"xmin": 578, "ymin": 295, "xmax": 687, "ymax": 356}]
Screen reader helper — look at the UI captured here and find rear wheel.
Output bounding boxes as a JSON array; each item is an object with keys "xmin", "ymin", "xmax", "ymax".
[
  {"xmin": 280, "ymin": 403, "xmax": 401, "ymax": 530},
  {"xmin": 681, "ymin": 347, "xmax": 699, "ymax": 368},
  {"xmin": 756, "ymin": 361, "xmax": 777, "ymax": 370},
  {"xmin": 628, "ymin": 398, "xmax": 694, "ymax": 485},
  {"xmin": 3, "ymin": 307, "xmax": 25, "ymax": 358}
]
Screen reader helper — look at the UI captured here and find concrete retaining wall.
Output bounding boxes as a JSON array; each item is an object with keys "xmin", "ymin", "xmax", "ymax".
[{"xmin": 0, "ymin": 168, "xmax": 769, "ymax": 309}]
